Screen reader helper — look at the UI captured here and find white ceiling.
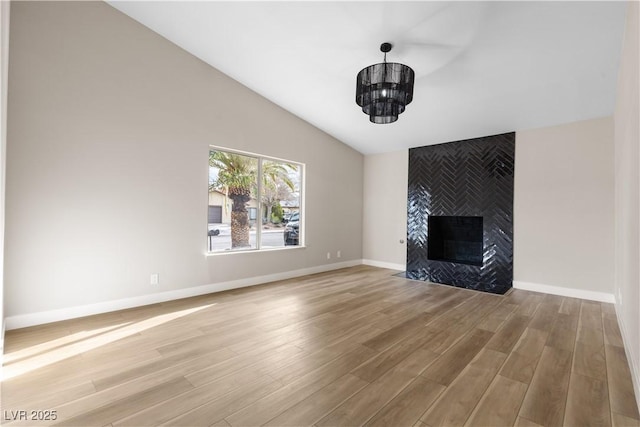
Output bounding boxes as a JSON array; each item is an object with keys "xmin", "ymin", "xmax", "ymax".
[{"xmin": 108, "ymin": 1, "xmax": 627, "ymax": 155}]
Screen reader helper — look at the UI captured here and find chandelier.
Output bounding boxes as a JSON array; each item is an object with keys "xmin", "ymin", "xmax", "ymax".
[{"xmin": 356, "ymin": 42, "xmax": 415, "ymax": 124}]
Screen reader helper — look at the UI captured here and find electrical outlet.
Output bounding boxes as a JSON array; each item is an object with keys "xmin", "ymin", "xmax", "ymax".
[
  {"xmin": 326, "ymin": 252, "xmax": 331, "ymax": 260},
  {"xmin": 337, "ymin": 250, "xmax": 341, "ymax": 258},
  {"xmin": 150, "ymin": 273, "xmax": 159, "ymax": 285}
]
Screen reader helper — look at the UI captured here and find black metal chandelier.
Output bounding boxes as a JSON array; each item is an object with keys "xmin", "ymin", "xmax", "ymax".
[{"xmin": 356, "ymin": 42, "xmax": 415, "ymax": 124}]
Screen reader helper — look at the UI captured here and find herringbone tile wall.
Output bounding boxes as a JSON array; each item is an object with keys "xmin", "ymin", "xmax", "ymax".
[{"xmin": 406, "ymin": 132, "xmax": 515, "ymax": 294}]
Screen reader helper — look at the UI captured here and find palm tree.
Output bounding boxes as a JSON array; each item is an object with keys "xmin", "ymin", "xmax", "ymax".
[
  {"xmin": 209, "ymin": 152, "xmax": 296, "ymax": 248},
  {"xmin": 209, "ymin": 151, "xmax": 256, "ymax": 248}
]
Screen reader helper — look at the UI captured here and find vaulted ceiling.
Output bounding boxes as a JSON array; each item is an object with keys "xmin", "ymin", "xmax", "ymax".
[{"xmin": 108, "ymin": 1, "xmax": 627, "ymax": 154}]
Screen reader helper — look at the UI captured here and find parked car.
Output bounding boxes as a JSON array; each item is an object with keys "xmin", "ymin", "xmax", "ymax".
[
  {"xmin": 283, "ymin": 212, "xmax": 299, "ymax": 224},
  {"xmin": 284, "ymin": 220, "xmax": 299, "ymax": 246}
]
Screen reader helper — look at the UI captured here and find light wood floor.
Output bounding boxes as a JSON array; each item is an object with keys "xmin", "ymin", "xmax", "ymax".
[{"xmin": 2, "ymin": 265, "xmax": 639, "ymax": 426}]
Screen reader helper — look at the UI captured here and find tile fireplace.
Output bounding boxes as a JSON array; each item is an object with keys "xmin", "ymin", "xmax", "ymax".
[{"xmin": 406, "ymin": 132, "xmax": 515, "ymax": 294}]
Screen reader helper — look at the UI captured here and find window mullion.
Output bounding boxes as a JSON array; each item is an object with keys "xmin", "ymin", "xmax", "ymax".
[{"xmin": 256, "ymin": 157, "xmax": 262, "ymax": 250}]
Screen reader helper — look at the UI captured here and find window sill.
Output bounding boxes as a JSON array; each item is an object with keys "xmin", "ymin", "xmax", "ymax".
[{"xmin": 205, "ymin": 245, "xmax": 306, "ymax": 257}]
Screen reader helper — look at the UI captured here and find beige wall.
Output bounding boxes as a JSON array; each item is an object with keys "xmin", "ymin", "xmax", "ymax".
[
  {"xmin": 362, "ymin": 150, "xmax": 407, "ymax": 269},
  {"xmin": 5, "ymin": 1, "xmax": 363, "ymax": 320},
  {"xmin": 614, "ymin": 0, "xmax": 640, "ymax": 409},
  {"xmin": 362, "ymin": 117, "xmax": 616, "ymax": 299},
  {"xmin": 514, "ymin": 117, "xmax": 615, "ymax": 295},
  {"xmin": 0, "ymin": 0, "xmax": 10, "ymax": 347}
]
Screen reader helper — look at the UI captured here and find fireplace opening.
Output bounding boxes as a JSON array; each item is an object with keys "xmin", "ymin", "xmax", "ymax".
[{"xmin": 428, "ymin": 216, "xmax": 484, "ymax": 266}]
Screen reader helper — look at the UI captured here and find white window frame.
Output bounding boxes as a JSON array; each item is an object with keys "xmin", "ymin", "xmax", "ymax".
[{"xmin": 207, "ymin": 146, "xmax": 305, "ymax": 254}]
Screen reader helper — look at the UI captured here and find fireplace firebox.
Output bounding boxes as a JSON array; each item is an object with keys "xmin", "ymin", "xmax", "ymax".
[{"xmin": 428, "ymin": 216, "xmax": 483, "ymax": 266}]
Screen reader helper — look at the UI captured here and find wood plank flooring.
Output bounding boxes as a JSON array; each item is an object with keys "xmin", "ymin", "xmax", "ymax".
[{"xmin": 2, "ymin": 265, "xmax": 639, "ymax": 426}]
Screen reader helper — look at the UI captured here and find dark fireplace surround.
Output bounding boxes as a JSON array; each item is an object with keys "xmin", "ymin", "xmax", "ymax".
[{"xmin": 406, "ymin": 132, "xmax": 515, "ymax": 294}]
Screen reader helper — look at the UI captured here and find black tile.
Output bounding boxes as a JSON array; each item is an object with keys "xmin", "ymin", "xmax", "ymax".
[{"xmin": 406, "ymin": 132, "xmax": 515, "ymax": 294}]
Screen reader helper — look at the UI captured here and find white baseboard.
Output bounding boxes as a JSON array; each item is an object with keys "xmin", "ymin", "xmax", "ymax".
[
  {"xmin": 512, "ymin": 280, "xmax": 615, "ymax": 303},
  {"xmin": 362, "ymin": 259, "xmax": 405, "ymax": 271},
  {"xmin": 4, "ymin": 263, "xmax": 621, "ymax": 331},
  {"xmin": 4, "ymin": 259, "xmax": 361, "ymax": 330},
  {"xmin": 614, "ymin": 301, "xmax": 640, "ymax": 414}
]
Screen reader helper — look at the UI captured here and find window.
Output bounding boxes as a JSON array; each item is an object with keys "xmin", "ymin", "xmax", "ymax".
[
  {"xmin": 207, "ymin": 148, "xmax": 303, "ymax": 253},
  {"xmin": 248, "ymin": 207, "xmax": 258, "ymax": 221}
]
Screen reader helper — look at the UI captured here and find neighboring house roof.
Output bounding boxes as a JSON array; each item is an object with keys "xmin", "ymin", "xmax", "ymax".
[{"xmin": 209, "ymin": 188, "xmax": 226, "ymax": 195}]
